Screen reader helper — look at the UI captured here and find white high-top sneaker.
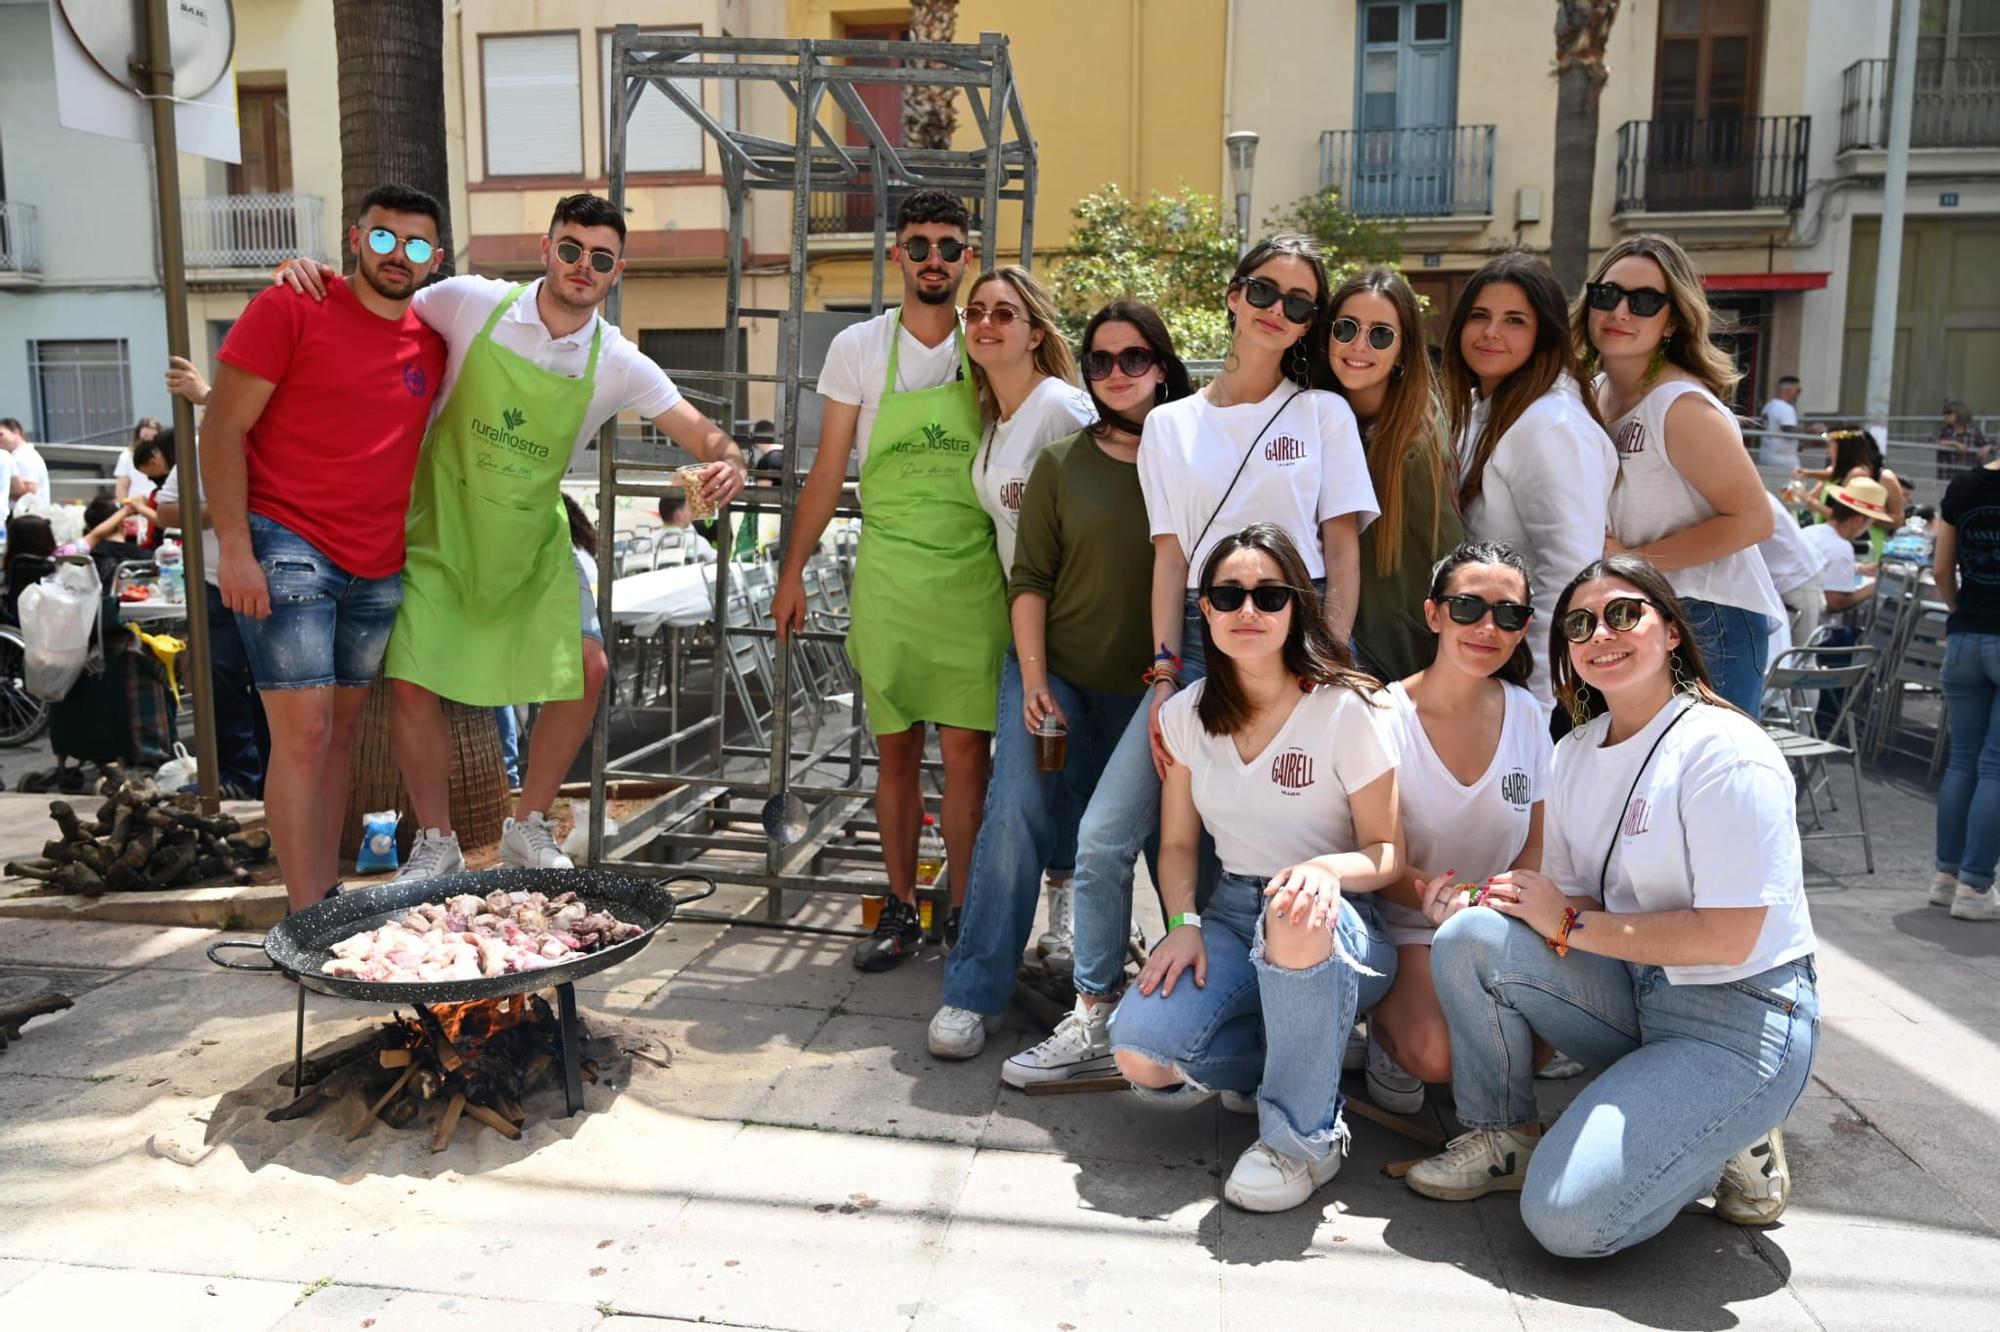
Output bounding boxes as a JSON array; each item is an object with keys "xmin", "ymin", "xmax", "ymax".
[
  {"xmin": 392, "ymin": 828, "xmax": 465, "ymax": 882},
  {"xmin": 1001, "ymin": 997, "xmax": 1114, "ymax": 1088}
]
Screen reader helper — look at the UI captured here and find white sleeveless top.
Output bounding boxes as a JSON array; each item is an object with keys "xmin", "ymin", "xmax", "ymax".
[{"xmin": 1605, "ymin": 379, "xmax": 1783, "ymax": 626}]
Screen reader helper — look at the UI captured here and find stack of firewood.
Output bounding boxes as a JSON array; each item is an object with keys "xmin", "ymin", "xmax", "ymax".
[{"xmin": 3, "ymin": 773, "xmax": 272, "ymax": 896}]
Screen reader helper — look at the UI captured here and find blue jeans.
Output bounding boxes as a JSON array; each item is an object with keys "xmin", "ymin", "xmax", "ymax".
[
  {"xmin": 1683, "ymin": 597, "xmax": 1769, "ymax": 716},
  {"xmin": 1108, "ymin": 873, "xmax": 1397, "ymax": 1162},
  {"xmin": 495, "ymin": 705, "xmax": 522, "ymax": 787},
  {"xmin": 1936, "ymin": 632, "xmax": 2000, "ymax": 891},
  {"xmin": 238, "ymin": 513, "xmax": 403, "ymax": 691},
  {"xmin": 1430, "ymin": 907, "xmax": 1820, "ymax": 1258},
  {"xmin": 942, "ymin": 656, "xmax": 1142, "ymax": 1014},
  {"xmin": 203, "ymin": 579, "xmax": 270, "ymax": 797},
  {"xmin": 1071, "ymin": 593, "xmax": 1218, "ymax": 999}
]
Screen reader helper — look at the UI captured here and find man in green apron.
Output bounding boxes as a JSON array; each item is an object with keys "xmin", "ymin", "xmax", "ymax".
[
  {"xmin": 274, "ymin": 194, "xmax": 746, "ymax": 877},
  {"xmin": 773, "ymin": 191, "xmax": 1009, "ymax": 972}
]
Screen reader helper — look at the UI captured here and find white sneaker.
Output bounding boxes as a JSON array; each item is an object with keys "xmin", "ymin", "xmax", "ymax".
[
  {"xmin": 1365, "ymin": 1032, "xmax": 1425, "ymax": 1115},
  {"xmin": 1223, "ymin": 1139, "xmax": 1346, "ymax": 1212},
  {"xmin": 500, "ymin": 812, "xmax": 573, "ymax": 870},
  {"xmin": 1342, "ymin": 1023, "xmax": 1366, "ymax": 1071},
  {"xmin": 1219, "ymin": 1090, "xmax": 1257, "ymax": 1115},
  {"xmin": 1715, "ymin": 1129, "xmax": 1791, "ymax": 1225},
  {"xmin": 1951, "ymin": 885, "xmax": 2000, "ymax": 921},
  {"xmin": 392, "ymin": 828, "xmax": 464, "ymax": 882},
  {"xmin": 1406, "ymin": 1127, "xmax": 1540, "ymax": 1202},
  {"xmin": 927, "ymin": 1005, "xmax": 1000, "ymax": 1060},
  {"xmin": 1001, "ymin": 998, "xmax": 1114, "ymax": 1088},
  {"xmin": 1036, "ymin": 879, "xmax": 1074, "ymax": 962},
  {"xmin": 1930, "ymin": 871, "xmax": 1960, "ymax": 907}
]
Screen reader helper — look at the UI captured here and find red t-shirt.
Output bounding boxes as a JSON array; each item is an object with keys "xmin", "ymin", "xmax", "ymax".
[{"xmin": 218, "ymin": 277, "xmax": 446, "ymax": 578}]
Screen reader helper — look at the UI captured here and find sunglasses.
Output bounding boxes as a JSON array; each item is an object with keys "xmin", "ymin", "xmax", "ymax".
[
  {"xmin": 1332, "ymin": 318, "xmax": 1398, "ymax": 351},
  {"xmin": 1585, "ymin": 281, "xmax": 1671, "ymax": 318},
  {"xmin": 1440, "ymin": 593, "xmax": 1533, "ymax": 633},
  {"xmin": 555, "ymin": 238, "xmax": 617, "ymax": 274},
  {"xmin": 1561, "ymin": 595, "xmax": 1656, "ymax": 644},
  {"xmin": 1083, "ymin": 347, "xmax": 1158, "ymax": 381},
  {"xmin": 1239, "ymin": 276, "xmax": 1319, "ymax": 326},
  {"xmin": 963, "ymin": 303, "xmax": 1021, "ymax": 327},
  {"xmin": 1204, "ymin": 584, "xmax": 1296, "ymax": 614},
  {"xmin": 366, "ymin": 228, "xmax": 434, "ymax": 265},
  {"xmin": 900, "ymin": 236, "xmax": 967, "ymax": 263}
]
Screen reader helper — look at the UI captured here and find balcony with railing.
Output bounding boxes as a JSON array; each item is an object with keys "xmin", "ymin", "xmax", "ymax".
[
  {"xmin": 1613, "ymin": 116, "xmax": 1809, "ymax": 221},
  {"xmin": 1840, "ymin": 57, "xmax": 2000, "ymax": 155},
  {"xmin": 806, "ymin": 189, "xmax": 984, "ymax": 239},
  {"xmin": 0, "ymin": 201, "xmax": 39, "ymax": 285},
  {"xmin": 1317, "ymin": 125, "xmax": 1496, "ymax": 229},
  {"xmin": 182, "ymin": 193, "xmax": 329, "ymax": 271}
]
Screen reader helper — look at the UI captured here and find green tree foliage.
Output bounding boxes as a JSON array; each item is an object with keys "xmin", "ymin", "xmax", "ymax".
[{"xmin": 1049, "ymin": 185, "xmax": 1403, "ymax": 361}]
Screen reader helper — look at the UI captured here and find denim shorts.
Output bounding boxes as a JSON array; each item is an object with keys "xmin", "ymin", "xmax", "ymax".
[
  {"xmin": 236, "ymin": 513, "xmax": 402, "ymax": 691},
  {"xmin": 574, "ymin": 548, "xmax": 603, "ymax": 646}
]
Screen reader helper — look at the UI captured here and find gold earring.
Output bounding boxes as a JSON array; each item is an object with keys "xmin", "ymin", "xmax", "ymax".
[
  {"xmin": 1567, "ymin": 683, "xmax": 1593, "ymax": 728},
  {"xmin": 1671, "ymin": 652, "xmax": 1698, "ymax": 696}
]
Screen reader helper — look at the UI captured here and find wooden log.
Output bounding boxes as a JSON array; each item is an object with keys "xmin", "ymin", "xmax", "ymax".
[
  {"xmin": 349, "ymin": 1064, "xmax": 417, "ymax": 1141},
  {"xmin": 0, "ymin": 992, "xmax": 73, "ymax": 1035},
  {"xmin": 49, "ymin": 801, "xmax": 87, "ymax": 843},
  {"xmin": 378, "ymin": 1048, "xmax": 413, "ymax": 1068},
  {"xmin": 147, "ymin": 841, "xmax": 199, "ymax": 887},
  {"xmin": 53, "ymin": 863, "xmax": 105, "ymax": 896},
  {"xmin": 106, "ymin": 803, "xmax": 135, "ymax": 854},
  {"xmin": 1344, "ymin": 1097, "xmax": 1445, "ymax": 1149},
  {"xmin": 463, "ymin": 1102, "xmax": 521, "ymax": 1140},
  {"xmin": 4, "ymin": 860, "xmax": 59, "ymax": 883},
  {"xmin": 431, "ymin": 1092, "xmax": 467, "ymax": 1152},
  {"xmin": 1023, "ymin": 1073, "xmax": 1129, "ymax": 1097},
  {"xmin": 279, "ymin": 1028, "xmax": 385, "ymax": 1088}
]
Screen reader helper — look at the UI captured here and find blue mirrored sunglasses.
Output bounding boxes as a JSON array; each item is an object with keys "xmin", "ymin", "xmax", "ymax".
[{"xmin": 367, "ymin": 227, "xmax": 434, "ymax": 265}]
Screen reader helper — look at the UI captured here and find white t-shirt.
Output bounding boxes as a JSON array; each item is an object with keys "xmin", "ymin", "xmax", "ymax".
[
  {"xmin": 9, "ymin": 442, "xmax": 51, "ymax": 510},
  {"xmin": 115, "ymin": 449, "xmax": 158, "ymax": 503},
  {"xmin": 1139, "ymin": 384, "xmax": 1377, "ymax": 587},
  {"xmin": 1759, "ymin": 397, "xmax": 1801, "ymax": 470},
  {"xmin": 411, "ymin": 276, "xmax": 682, "ymax": 465},
  {"xmin": 155, "ymin": 465, "xmax": 219, "ymax": 587},
  {"xmin": 1546, "ymin": 698, "xmax": 1815, "ymax": 986},
  {"xmin": 1756, "ymin": 491, "xmax": 1822, "ymax": 597},
  {"xmin": 1800, "ymin": 520, "xmax": 1860, "ymax": 593},
  {"xmin": 1159, "ymin": 679, "xmax": 1396, "ymax": 879},
  {"xmin": 0, "ymin": 451, "xmax": 15, "ymax": 516},
  {"xmin": 816, "ymin": 309, "xmax": 963, "ymax": 467},
  {"xmin": 1455, "ymin": 376, "xmax": 1618, "ymax": 707},
  {"xmin": 974, "ymin": 376, "xmax": 1096, "ymax": 572},
  {"xmin": 1379, "ymin": 679, "xmax": 1552, "ymax": 946}
]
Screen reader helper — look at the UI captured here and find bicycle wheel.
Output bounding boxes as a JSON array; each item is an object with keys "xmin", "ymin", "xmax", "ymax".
[{"xmin": 0, "ymin": 626, "xmax": 52, "ymax": 747}]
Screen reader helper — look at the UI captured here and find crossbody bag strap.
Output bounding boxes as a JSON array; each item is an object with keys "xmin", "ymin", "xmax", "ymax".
[
  {"xmin": 1187, "ymin": 388, "xmax": 1304, "ymax": 564},
  {"xmin": 1596, "ymin": 701, "xmax": 1693, "ymax": 898}
]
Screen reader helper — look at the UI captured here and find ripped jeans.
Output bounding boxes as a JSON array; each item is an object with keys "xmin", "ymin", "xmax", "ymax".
[{"xmin": 1107, "ymin": 872, "xmax": 1396, "ymax": 1162}]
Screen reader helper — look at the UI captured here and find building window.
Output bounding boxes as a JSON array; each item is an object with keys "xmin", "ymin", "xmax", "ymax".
[
  {"xmin": 639, "ymin": 329, "xmax": 748, "ymax": 425},
  {"xmin": 601, "ymin": 29, "xmax": 703, "ymax": 175},
  {"xmin": 482, "ymin": 33, "xmax": 584, "ymax": 177},
  {"xmin": 30, "ymin": 339, "xmax": 132, "ymax": 444}
]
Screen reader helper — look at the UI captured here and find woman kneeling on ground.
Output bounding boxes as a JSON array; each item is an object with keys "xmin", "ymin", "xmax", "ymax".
[
  {"xmin": 1407, "ymin": 554, "xmax": 1819, "ymax": 1257},
  {"xmin": 1109, "ymin": 523, "xmax": 1402, "ymax": 1214},
  {"xmin": 1366, "ymin": 540, "xmax": 1552, "ymax": 1114}
]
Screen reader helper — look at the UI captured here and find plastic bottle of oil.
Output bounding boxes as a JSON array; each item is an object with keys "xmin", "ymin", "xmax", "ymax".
[{"xmin": 914, "ymin": 814, "xmax": 945, "ymax": 930}]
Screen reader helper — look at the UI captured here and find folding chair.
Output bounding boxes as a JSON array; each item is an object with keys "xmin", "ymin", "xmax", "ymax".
[
  {"xmin": 1762, "ymin": 645, "xmax": 1880, "ymax": 871},
  {"xmin": 1868, "ymin": 605, "xmax": 1950, "ymax": 780}
]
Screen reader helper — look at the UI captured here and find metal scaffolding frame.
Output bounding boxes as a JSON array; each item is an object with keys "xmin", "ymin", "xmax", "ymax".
[{"xmin": 587, "ymin": 30, "xmax": 1037, "ymax": 923}]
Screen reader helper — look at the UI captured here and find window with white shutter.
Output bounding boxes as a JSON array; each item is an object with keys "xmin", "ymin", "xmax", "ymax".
[
  {"xmin": 482, "ymin": 33, "xmax": 584, "ymax": 177},
  {"xmin": 601, "ymin": 29, "xmax": 703, "ymax": 175}
]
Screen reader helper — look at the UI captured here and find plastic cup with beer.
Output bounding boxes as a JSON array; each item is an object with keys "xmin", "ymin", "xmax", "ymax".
[
  {"xmin": 678, "ymin": 464, "xmax": 718, "ymax": 522},
  {"xmin": 1034, "ymin": 714, "xmax": 1068, "ymax": 772}
]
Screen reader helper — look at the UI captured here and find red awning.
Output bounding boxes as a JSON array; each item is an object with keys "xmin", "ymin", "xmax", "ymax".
[{"xmin": 1701, "ymin": 272, "xmax": 1830, "ymax": 292}]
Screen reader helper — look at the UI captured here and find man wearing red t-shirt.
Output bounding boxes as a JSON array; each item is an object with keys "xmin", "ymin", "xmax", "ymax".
[{"xmin": 202, "ymin": 183, "xmax": 448, "ymax": 910}]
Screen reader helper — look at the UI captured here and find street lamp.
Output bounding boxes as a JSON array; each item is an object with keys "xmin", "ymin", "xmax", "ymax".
[{"xmin": 1225, "ymin": 130, "xmax": 1260, "ymax": 256}]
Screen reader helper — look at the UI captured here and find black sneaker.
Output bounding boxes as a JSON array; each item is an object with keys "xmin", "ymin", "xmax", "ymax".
[
  {"xmin": 853, "ymin": 896, "xmax": 921, "ymax": 972},
  {"xmin": 944, "ymin": 905, "xmax": 963, "ymax": 950}
]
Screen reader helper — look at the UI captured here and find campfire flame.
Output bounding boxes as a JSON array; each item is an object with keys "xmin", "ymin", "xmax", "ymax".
[{"xmin": 432, "ymin": 995, "xmax": 537, "ymax": 1048}]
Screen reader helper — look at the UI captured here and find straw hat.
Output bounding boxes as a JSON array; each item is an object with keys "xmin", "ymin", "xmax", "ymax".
[{"xmin": 1828, "ymin": 476, "xmax": 1894, "ymax": 525}]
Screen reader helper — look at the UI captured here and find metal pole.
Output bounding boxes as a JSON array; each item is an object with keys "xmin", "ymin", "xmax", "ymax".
[
  {"xmin": 138, "ymin": 0, "xmax": 220, "ymax": 814},
  {"xmin": 1865, "ymin": 0, "xmax": 1921, "ymax": 432}
]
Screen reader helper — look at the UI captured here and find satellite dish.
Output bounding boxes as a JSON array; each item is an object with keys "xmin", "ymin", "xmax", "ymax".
[{"xmin": 57, "ymin": 0, "xmax": 237, "ymax": 101}]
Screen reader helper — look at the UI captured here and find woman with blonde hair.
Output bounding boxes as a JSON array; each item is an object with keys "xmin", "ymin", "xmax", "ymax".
[
  {"xmin": 1578, "ymin": 233, "xmax": 1779, "ymax": 714},
  {"xmin": 1319, "ymin": 266, "xmax": 1463, "ymax": 680}
]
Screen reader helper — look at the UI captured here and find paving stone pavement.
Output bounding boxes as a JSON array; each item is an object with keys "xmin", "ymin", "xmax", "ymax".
[{"xmin": 1, "ymin": 764, "xmax": 1996, "ymax": 1330}]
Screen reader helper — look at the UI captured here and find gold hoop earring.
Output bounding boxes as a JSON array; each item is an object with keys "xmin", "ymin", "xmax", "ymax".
[
  {"xmin": 1644, "ymin": 341, "xmax": 1669, "ymax": 387},
  {"xmin": 1567, "ymin": 683, "xmax": 1593, "ymax": 729},
  {"xmin": 1289, "ymin": 340, "xmax": 1310, "ymax": 383},
  {"xmin": 1671, "ymin": 652, "xmax": 1699, "ymax": 696},
  {"xmin": 1223, "ymin": 345, "xmax": 1242, "ymax": 373}
]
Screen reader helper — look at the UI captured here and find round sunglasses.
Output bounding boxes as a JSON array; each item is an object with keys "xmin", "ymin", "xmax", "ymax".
[
  {"xmin": 963, "ymin": 303, "xmax": 1020, "ymax": 327},
  {"xmin": 1585, "ymin": 281, "xmax": 1671, "ymax": 319},
  {"xmin": 367, "ymin": 228, "xmax": 434, "ymax": 265},
  {"xmin": 1561, "ymin": 595, "xmax": 1657, "ymax": 644},
  {"xmin": 555, "ymin": 238, "xmax": 617, "ymax": 274},
  {"xmin": 1331, "ymin": 317, "xmax": 1398, "ymax": 351},
  {"xmin": 1239, "ymin": 276, "xmax": 1319, "ymax": 326},
  {"xmin": 1083, "ymin": 347, "xmax": 1158, "ymax": 381},
  {"xmin": 1439, "ymin": 593, "xmax": 1532, "ymax": 632},
  {"xmin": 1205, "ymin": 584, "xmax": 1296, "ymax": 614},
  {"xmin": 901, "ymin": 236, "xmax": 967, "ymax": 264}
]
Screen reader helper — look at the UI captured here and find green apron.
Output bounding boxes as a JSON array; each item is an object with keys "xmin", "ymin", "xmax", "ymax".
[
  {"xmin": 385, "ymin": 284, "xmax": 601, "ymax": 706},
  {"xmin": 844, "ymin": 314, "xmax": 1007, "ymax": 734}
]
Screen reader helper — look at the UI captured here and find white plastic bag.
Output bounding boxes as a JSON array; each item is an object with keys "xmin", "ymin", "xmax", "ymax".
[
  {"xmin": 560, "ymin": 804, "xmax": 619, "ymax": 859},
  {"xmin": 155, "ymin": 742, "xmax": 199, "ymax": 792},
  {"xmin": 18, "ymin": 559, "xmax": 102, "ymax": 701}
]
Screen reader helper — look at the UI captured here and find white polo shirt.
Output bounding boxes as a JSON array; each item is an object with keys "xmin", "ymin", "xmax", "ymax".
[{"xmin": 411, "ymin": 275, "xmax": 681, "ymax": 465}]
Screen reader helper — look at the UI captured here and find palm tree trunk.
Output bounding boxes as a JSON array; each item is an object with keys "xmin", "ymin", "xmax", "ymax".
[
  {"xmin": 903, "ymin": 0, "xmax": 960, "ymax": 150},
  {"xmin": 1550, "ymin": 1, "xmax": 1621, "ymax": 294},
  {"xmin": 331, "ymin": 0, "xmax": 454, "ymax": 274}
]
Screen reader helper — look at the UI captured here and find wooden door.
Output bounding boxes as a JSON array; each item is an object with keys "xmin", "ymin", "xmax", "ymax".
[
  {"xmin": 842, "ymin": 21, "xmax": 907, "ymax": 234},
  {"xmin": 228, "ymin": 84, "xmax": 294, "ymax": 258},
  {"xmin": 1353, "ymin": 1, "xmax": 1459, "ymax": 215},
  {"xmin": 1650, "ymin": 0, "xmax": 1762, "ymax": 210}
]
